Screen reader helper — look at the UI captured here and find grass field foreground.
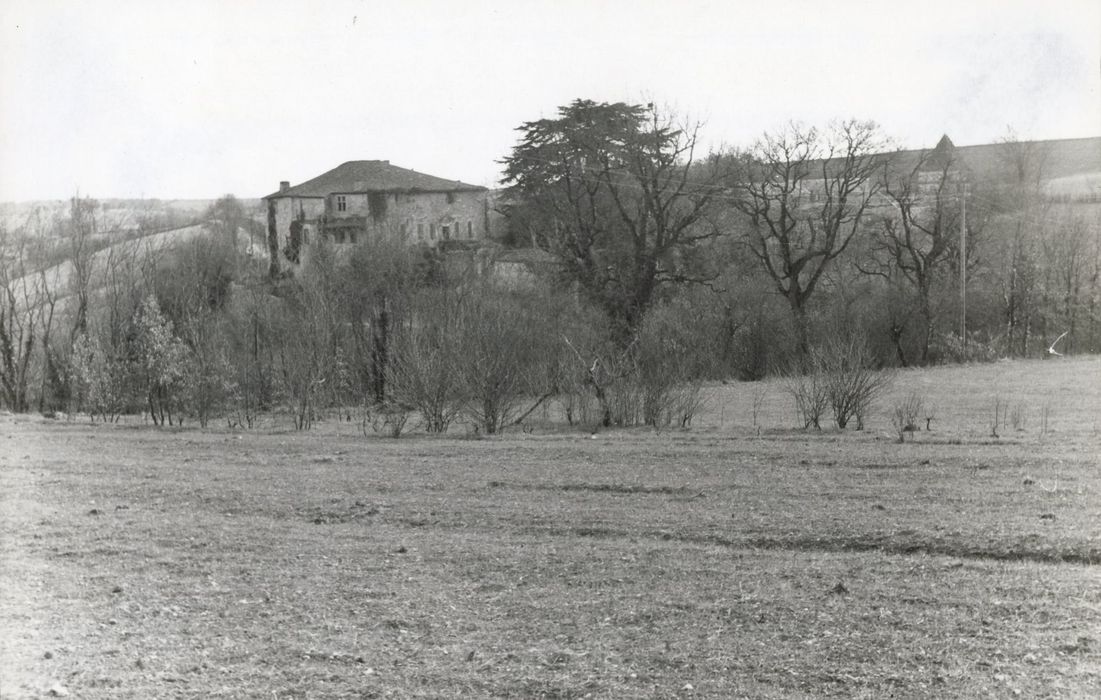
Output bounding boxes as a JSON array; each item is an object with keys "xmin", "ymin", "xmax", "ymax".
[{"xmin": 2, "ymin": 357, "xmax": 1099, "ymax": 698}]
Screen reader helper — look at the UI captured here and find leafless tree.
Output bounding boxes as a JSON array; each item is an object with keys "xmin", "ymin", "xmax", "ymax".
[
  {"xmin": 66, "ymin": 196, "xmax": 98, "ymax": 345},
  {"xmin": 860, "ymin": 148, "xmax": 962, "ymax": 364},
  {"xmin": 993, "ymin": 134, "xmax": 1052, "ymax": 355},
  {"xmin": 454, "ymin": 290, "xmax": 549, "ymax": 434},
  {"xmin": 386, "ymin": 291, "xmax": 464, "ymax": 433},
  {"xmin": 1039, "ymin": 213, "xmax": 1097, "ymax": 354},
  {"xmin": 0, "ymin": 227, "xmax": 57, "ymax": 411},
  {"xmin": 342, "ymin": 225, "xmax": 420, "ymax": 404},
  {"xmin": 732, "ymin": 120, "xmax": 888, "ymax": 360},
  {"xmin": 156, "ymin": 235, "xmax": 237, "ymax": 426}
]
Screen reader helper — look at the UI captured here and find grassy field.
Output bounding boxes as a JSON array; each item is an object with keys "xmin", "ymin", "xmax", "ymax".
[{"xmin": 2, "ymin": 357, "xmax": 1099, "ymax": 698}]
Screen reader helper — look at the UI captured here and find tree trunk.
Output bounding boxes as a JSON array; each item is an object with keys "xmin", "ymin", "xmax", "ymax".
[
  {"xmin": 790, "ymin": 300, "xmax": 810, "ymax": 370},
  {"xmin": 370, "ymin": 297, "xmax": 390, "ymax": 404},
  {"xmin": 890, "ymin": 323, "xmax": 908, "ymax": 368}
]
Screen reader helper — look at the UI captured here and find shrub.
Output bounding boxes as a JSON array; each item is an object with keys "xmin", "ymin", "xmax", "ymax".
[
  {"xmin": 933, "ymin": 332, "xmax": 998, "ymax": 364},
  {"xmin": 784, "ymin": 369, "xmax": 829, "ymax": 430},
  {"xmin": 454, "ymin": 292, "xmax": 549, "ymax": 435},
  {"xmin": 563, "ymin": 302, "xmax": 710, "ymax": 430},
  {"xmin": 387, "ymin": 297, "xmax": 462, "ymax": 433},
  {"xmin": 891, "ymin": 392, "xmax": 924, "ymax": 443},
  {"xmin": 787, "ymin": 336, "xmax": 894, "ymax": 431},
  {"xmin": 634, "ymin": 309, "xmax": 707, "ymax": 428},
  {"xmin": 815, "ymin": 336, "xmax": 894, "ymax": 430},
  {"xmin": 363, "ymin": 401, "xmax": 411, "ymax": 438}
]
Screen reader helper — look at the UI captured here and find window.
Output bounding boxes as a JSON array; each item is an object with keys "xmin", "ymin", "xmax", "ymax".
[
  {"xmin": 417, "ymin": 223, "xmax": 425, "ymax": 239},
  {"xmin": 429, "ymin": 224, "xmax": 436, "ymax": 240},
  {"xmin": 336, "ymin": 195, "xmax": 347, "ymax": 212},
  {"xmin": 441, "ymin": 224, "xmax": 450, "ymax": 240},
  {"xmin": 467, "ymin": 221, "xmax": 473, "ymax": 238}
]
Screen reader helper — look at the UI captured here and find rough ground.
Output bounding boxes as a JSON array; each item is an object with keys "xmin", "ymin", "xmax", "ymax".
[{"xmin": 2, "ymin": 357, "xmax": 1099, "ymax": 698}]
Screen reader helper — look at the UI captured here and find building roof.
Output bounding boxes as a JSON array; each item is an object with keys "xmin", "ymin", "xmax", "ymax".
[
  {"xmin": 954, "ymin": 136, "xmax": 1101, "ymax": 181},
  {"xmin": 881, "ymin": 135, "xmax": 1101, "ymax": 181},
  {"xmin": 264, "ymin": 160, "xmax": 487, "ymax": 199},
  {"xmin": 760, "ymin": 135, "xmax": 1100, "ymax": 187}
]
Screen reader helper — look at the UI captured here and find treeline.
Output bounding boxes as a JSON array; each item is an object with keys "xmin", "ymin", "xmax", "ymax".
[
  {"xmin": 1, "ymin": 100, "xmax": 1099, "ymax": 428},
  {"xmin": 0, "ymin": 195, "xmax": 722, "ymax": 430},
  {"xmin": 499, "ymin": 101, "xmax": 1101, "ymax": 373}
]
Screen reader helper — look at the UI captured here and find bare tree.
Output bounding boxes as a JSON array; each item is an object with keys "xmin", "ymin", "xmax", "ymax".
[
  {"xmin": 66, "ymin": 196, "xmax": 98, "ymax": 345},
  {"xmin": 156, "ymin": 235, "xmax": 237, "ymax": 426},
  {"xmin": 269, "ymin": 237, "xmax": 357, "ymax": 430},
  {"xmin": 273, "ymin": 293, "xmax": 327, "ymax": 431},
  {"xmin": 860, "ymin": 145, "xmax": 962, "ymax": 364},
  {"xmin": 993, "ymin": 134, "xmax": 1051, "ymax": 355},
  {"xmin": 732, "ymin": 120, "xmax": 888, "ymax": 360},
  {"xmin": 387, "ymin": 288, "xmax": 463, "ymax": 433},
  {"xmin": 1039, "ymin": 213, "xmax": 1096, "ymax": 354},
  {"xmin": 224, "ymin": 287, "xmax": 277, "ymax": 428},
  {"xmin": 342, "ymin": 225, "xmax": 419, "ymax": 405},
  {"xmin": 0, "ymin": 228, "xmax": 56, "ymax": 411},
  {"xmin": 454, "ymin": 290, "xmax": 548, "ymax": 434}
]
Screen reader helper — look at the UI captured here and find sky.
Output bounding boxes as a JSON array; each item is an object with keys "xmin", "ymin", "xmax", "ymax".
[{"xmin": 1, "ymin": 0, "xmax": 1098, "ymax": 201}]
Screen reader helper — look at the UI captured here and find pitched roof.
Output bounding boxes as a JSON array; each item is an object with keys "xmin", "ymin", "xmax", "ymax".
[
  {"xmin": 264, "ymin": 160, "xmax": 487, "ymax": 199},
  {"xmin": 953, "ymin": 136, "xmax": 1101, "ymax": 181},
  {"xmin": 812, "ymin": 135, "xmax": 1100, "ymax": 182}
]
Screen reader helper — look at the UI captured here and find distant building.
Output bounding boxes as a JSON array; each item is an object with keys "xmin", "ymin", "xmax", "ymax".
[
  {"xmin": 485, "ymin": 245, "xmax": 560, "ymax": 290},
  {"xmin": 262, "ymin": 160, "xmax": 489, "ymax": 266},
  {"xmin": 885, "ymin": 134, "xmax": 1101, "ymax": 200}
]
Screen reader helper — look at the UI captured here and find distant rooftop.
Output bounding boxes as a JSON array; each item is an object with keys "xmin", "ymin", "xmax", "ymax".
[
  {"xmin": 264, "ymin": 160, "xmax": 486, "ymax": 199},
  {"xmin": 873, "ymin": 135, "xmax": 1101, "ymax": 179},
  {"xmin": 952, "ymin": 136, "xmax": 1101, "ymax": 180}
]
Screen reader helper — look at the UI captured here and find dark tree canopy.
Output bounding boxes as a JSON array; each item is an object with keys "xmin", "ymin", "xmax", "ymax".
[{"xmin": 501, "ymin": 99, "xmax": 730, "ymax": 340}]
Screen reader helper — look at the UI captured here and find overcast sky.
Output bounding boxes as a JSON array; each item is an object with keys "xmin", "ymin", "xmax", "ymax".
[{"xmin": 1, "ymin": 0, "xmax": 1098, "ymax": 201}]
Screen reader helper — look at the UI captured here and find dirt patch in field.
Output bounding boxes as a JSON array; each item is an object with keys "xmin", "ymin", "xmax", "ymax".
[
  {"xmin": 488, "ymin": 480, "xmax": 704, "ymax": 496},
  {"xmin": 528, "ymin": 524, "xmax": 1101, "ymax": 566}
]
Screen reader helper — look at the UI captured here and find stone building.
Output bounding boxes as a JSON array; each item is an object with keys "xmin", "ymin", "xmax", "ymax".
[{"xmin": 263, "ymin": 160, "xmax": 488, "ymax": 267}]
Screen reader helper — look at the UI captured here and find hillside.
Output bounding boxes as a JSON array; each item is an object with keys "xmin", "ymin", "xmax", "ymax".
[
  {"xmin": 5, "ymin": 222, "xmax": 266, "ymax": 314},
  {"xmin": 0, "ymin": 198, "xmax": 264, "ymax": 239}
]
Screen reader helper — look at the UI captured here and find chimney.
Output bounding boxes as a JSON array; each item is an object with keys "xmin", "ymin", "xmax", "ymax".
[{"xmin": 279, "ymin": 180, "xmax": 290, "ymax": 193}]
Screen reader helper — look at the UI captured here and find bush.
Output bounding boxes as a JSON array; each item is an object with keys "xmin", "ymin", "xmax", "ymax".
[
  {"xmin": 784, "ymin": 370, "xmax": 829, "ymax": 430},
  {"xmin": 933, "ymin": 332, "xmax": 998, "ymax": 364},
  {"xmin": 387, "ymin": 293, "xmax": 463, "ymax": 433},
  {"xmin": 363, "ymin": 401, "xmax": 411, "ymax": 438},
  {"xmin": 634, "ymin": 305, "xmax": 709, "ymax": 428},
  {"xmin": 891, "ymin": 392, "xmax": 924, "ymax": 442},
  {"xmin": 786, "ymin": 336, "xmax": 893, "ymax": 430},
  {"xmin": 562, "ymin": 302, "xmax": 711, "ymax": 430},
  {"xmin": 454, "ymin": 292, "xmax": 549, "ymax": 435},
  {"xmin": 816, "ymin": 336, "xmax": 894, "ymax": 430}
]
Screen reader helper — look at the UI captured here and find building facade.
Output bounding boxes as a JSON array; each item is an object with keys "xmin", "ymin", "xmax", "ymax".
[{"xmin": 263, "ymin": 160, "xmax": 489, "ymax": 267}]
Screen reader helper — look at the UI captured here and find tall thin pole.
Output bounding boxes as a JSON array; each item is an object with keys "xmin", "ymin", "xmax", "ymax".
[{"xmin": 959, "ymin": 183, "xmax": 967, "ymax": 345}]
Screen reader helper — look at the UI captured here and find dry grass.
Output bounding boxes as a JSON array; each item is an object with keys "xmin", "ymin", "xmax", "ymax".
[{"xmin": 2, "ymin": 357, "xmax": 1099, "ymax": 698}]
